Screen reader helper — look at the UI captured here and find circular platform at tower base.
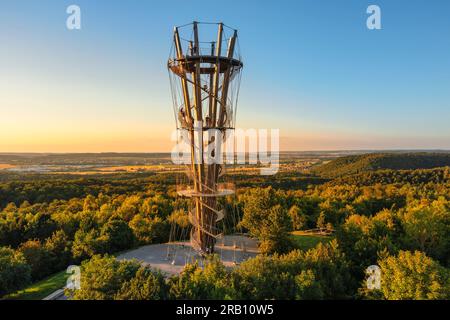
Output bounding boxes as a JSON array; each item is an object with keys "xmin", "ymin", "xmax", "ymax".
[{"xmin": 117, "ymin": 235, "xmax": 259, "ymax": 275}]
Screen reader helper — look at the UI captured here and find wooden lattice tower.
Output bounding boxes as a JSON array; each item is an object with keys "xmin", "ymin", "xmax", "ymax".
[{"xmin": 168, "ymin": 22, "xmax": 243, "ymax": 254}]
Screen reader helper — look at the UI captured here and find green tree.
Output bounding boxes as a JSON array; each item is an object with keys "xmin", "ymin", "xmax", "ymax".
[
  {"xmin": 378, "ymin": 250, "xmax": 450, "ymax": 300},
  {"xmin": 316, "ymin": 212, "xmax": 326, "ymax": 232},
  {"xmin": 168, "ymin": 256, "xmax": 232, "ymax": 299},
  {"xmin": 129, "ymin": 214, "xmax": 170, "ymax": 244},
  {"xmin": 288, "ymin": 205, "xmax": 307, "ymax": 230},
  {"xmin": 258, "ymin": 205, "xmax": 294, "ymax": 254},
  {"xmin": 231, "ymin": 251, "xmax": 322, "ymax": 300},
  {"xmin": 301, "ymin": 240, "xmax": 355, "ymax": 298},
  {"xmin": 23, "ymin": 211, "xmax": 57, "ymax": 242},
  {"xmin": 44, "ymin": 230, "xmax": 72, "ymax": 270},
  {"xmin": 100, "ymin": 219, "xmax": 135, "ymax": 253},
  {"xmin": 72, "ymin": 228, "xmax": 105, "ymax": 261},
  {"xmin": 0, "ymin": 247, "xmax": 31, "ymax": 296},
  {"xmin": 168, "ymin": 209, "xmax": 190, "ymax": 229},
  {"xmin": 336, "ymin": 212, "xmax": 399, "ymax": 280},
  {"xmin": 69, "ymin": 255, "xmax": 140, "ymax": 300},
  {"xmin": 18, "ymin": 239, "xmax": 52, "ymax": 280},
  {"xmin": 400, "ymin": 199, "xmax": 449, "ymax": 264},
  {"xmin": 83, "ymin": 195, "xmax": 98, "ymax": 212},
  {"xmin": 115, "ymin": 267, "xmax": 168, "ymax": 300}
]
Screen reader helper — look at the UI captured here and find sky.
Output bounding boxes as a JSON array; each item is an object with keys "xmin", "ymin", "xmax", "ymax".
[{"xmin": 0, "ymin": 0, "xmax": 449, "ymax": 152}]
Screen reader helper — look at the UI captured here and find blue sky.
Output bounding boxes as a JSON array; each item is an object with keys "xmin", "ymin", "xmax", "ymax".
[{"xmin": 0, "ymin": 0, "xmax": 449, "ymax": 151}]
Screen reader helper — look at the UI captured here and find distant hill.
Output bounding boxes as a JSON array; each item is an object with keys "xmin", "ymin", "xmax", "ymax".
[
  {"xmin": 312, "ymin": 152, "xmax": 450, "ymax": 178},
  {"xmin": 325, "ymin": 167, "xmax": 450, "ymax": 186}
]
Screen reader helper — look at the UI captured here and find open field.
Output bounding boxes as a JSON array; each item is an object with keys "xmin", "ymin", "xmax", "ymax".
[
  {"xmin": 4, "ymin": 271, "xmax": 68, "ymax": 300},
  {"xmin": 51, "ymin": 165, "xmax": 183, "ymax": 175},
  {"xmin": 291, "ymin": 231, "xmax": 333, "ymax": 251}
]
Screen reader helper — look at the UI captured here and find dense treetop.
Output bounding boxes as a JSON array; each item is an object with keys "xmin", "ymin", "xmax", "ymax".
[{"xmin": 312, "ymin": 152, "xmax": 450, "ymax": 178}]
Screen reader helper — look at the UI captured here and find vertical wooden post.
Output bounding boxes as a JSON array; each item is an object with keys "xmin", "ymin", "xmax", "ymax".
[
  {"xmin": 191, "ymin": 21, "xmax": 206, "ymax": 250},
  {"xmin": 173, "ymin": 27, "xmax": 193, "ymax": 123},
  {"xmin": 208, "ymin": 42, "xmax": 215, "ymax": 123},
  {"xmin": 211, "ymin": 23, "xmax": 223, "ymax": 127},
  {"xmin": 218, "ymin": 30, "xmax": 237, "ymax": 127}
]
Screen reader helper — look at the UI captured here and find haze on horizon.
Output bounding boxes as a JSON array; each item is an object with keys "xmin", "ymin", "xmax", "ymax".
[{"xmin": 1, "ymin": 0, "xmax": 449, "ymax": 153}]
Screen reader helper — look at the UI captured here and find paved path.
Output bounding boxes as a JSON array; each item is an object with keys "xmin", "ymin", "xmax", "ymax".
[{"xmin": 117, "ymin": 235, "xmax": 259, "ymax": 275}]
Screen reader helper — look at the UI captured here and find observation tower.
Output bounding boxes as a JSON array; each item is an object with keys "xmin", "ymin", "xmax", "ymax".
[{"xmin": 168, "ymin": 22, "xmax": 243, "ymax": 255}]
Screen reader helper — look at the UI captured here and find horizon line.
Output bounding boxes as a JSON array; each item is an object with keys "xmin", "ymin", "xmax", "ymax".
[{"xmin": 0, "ymin": 149, "xmax": 450, "ymax": 155}]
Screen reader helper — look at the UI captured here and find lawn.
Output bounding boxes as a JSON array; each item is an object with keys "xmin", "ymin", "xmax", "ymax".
[
  {"xmin": 5, "ymin": 271, "xmax": 68, "ymax": 300},
  {"xmin": 290, "ymin": 231, "xmax": 333, "ymax": 251}
]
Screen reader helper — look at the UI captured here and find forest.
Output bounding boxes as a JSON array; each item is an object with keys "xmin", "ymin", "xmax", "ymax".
[{"xmin": 0, "ymin": 152, "xmax": 449, "ymax": 300}]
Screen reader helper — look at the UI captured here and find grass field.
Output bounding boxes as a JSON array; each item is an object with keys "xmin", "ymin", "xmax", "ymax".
[
  {"xmin": 290, "ymin": 231, "xmax": 333, "ymax": 251},
  {"xmin": 5, "ymin": 271, "xmax": 68, "ymax": 300}
]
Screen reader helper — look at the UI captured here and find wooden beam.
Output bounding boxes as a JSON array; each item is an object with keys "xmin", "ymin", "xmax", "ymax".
[
  {"xmin": 218, "ymin": 30, "xmax": 237, "ymax": 127},
  {"xmin": 211, "ymin": 23, "xmax": 223, "ymax": 127},
  {"xmin": 173, "ymin": 27, "xmax": 193, "ymax": 123}
]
